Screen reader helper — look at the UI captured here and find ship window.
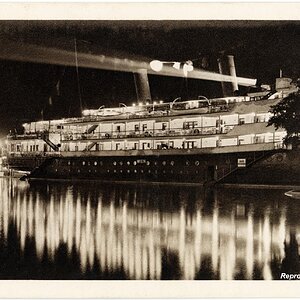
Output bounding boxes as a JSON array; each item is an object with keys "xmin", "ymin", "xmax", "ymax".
[
  {"xmin": 120, "ymin": 170, "xmax": 123, "ymax": 173},
  {"xmin": 88, "ymin": 161, "xmax": 91, "ymax": 166},
  {"xmin": 239, "ymin": 118, "xmax": 245, "ymax": 125},
  {"xmin": 100, "ymin": 161, "xmax": 103, "ymax": 166},
  {"xmin": 89, "ymin": 170, "xmax": 91, "ymax": 173},
  {"xmin": 94, "ymin": 161, "xmax": 97, "ymax": 166},
  {"xmin": 127, "ymin": 170, "xmax": 130, "ymax": 173},
  {"xmin": 195, "ymin": 161, "xmax": 200, "ymax": 166},
  {"xmin": 82, "ymin": 161, "xmax": 86, "ymax": 166},
  {"xmin": 116, "ymin": 125, "xmax": 121, "ymax": 132},
  {"xmin": 170, "ymin": 161, "xmax": 174, "ymax": 166},
  {"xmin": 134, "ymin": 124, "xmax": 139, "ymax": 132},
  {"xmin": 186, "ymin": 161, "xmax": 190, "ymax": 166},
  {"xmin": 162, "ymin": 161, "xmax": 166, "ymax": 166},
  {"xmin": 68, "ymin": 161, "xmax": 71, "ymax": 165},
  {"xmin": 163, "ymin": 170, "xmax": 166, "ymax": 174},
  {"xmin": 141, "ymin": 170, "xmax": 144, "ymax": 173},
  {"xmin": 142, "ymin": 124, "xmax": 147, "ymax": 132},
  {"xmin": 183, "ymin": 121, "xmax": 197, "ymax": 129},
  {"xmin": 154, "ymin": 161, "xmax": 158, "ymax": 166},
  {"xmin": 162, "ymin": 123, "xmax": 167, "ymax": 130},
  {"xmin": 127, "ymin": 161, "xmax": 131, "ymax": 165},
  {"xmin": 134, "ymin": 169, "xmax": 137, "ymax": 173},
  {"xmin": 78, "ymin": 169, "xmax": 80, "ymax": 173},
  {"xmin": 119, "ymin": 161, "xmax": 123, "ymax": 166},
  {"xmin": 148, "ymin": 170, "xmax": 151, "ymax": 173},
  {"xmin": 133, "ymin": 161, "xmax": 137, "ymax": 165},
  {"xmin": 116, "ymin": 143, "xmax": 120, "ymax": 150},
  {"xmin": 114, "ymin": 170, "xmax": 116, "ymax": 173},
  {"xmin": 146, "ymin": 161, "xmax": 150, "ymax": 166},
  {"xmin": 55, "ymin": 169, "xmax": 58, "ymax": 172},
  {"xmin": 36, "ymin": 145, "xmax": 39, "ymax": 151}
]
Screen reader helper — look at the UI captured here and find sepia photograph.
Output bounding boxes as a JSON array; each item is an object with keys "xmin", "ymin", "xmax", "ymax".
[{"xmin": 0, "ymin": 2, "xmax": 299, "ymax": 297}]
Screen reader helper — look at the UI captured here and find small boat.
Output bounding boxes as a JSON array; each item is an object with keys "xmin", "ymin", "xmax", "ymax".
[{"xmin": 284, "ymin": 190, "xmax": 300, "ymax": 199}]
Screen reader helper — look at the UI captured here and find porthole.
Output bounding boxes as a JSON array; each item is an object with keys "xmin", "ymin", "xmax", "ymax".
[
  {"xmin": 180, "ymin": 170, "xmax": 183, "ymax": 174},
  {"xmin": 94, "ymin": 170, "xmax": 97, "ymax": 173},
  {"xmin": 68, "ymin": 161, "xmax": 71, "ymax": 165},
  {"xmin": 146, "ymin": 161, "xmax": 150, "ymax": 166},
  {"xmin": 127, "ymin": 170, "xmax": 130, "ymax": 173},
  {"xmin": 170, "ymin": 161, "xmax": 175, "ymax": 166},
  {"xmin": 163, "ymin": 170, "xmax": 166, "ymax": 174},
  {"xmin": 154, "ymin": 161, "xmax": 158, "ymax": 166},
  {"xmin": 78, "ymin": 169, "xmax": 80, "ymax": 173},
  {"xmin": 82, "ymin": 161, "xmax": 86, "ymax": 166},
  {"xmin": 186, "ymin": 161, "xmax": 190, "ymax": 166},
  {"xmin": 127, "ymin": 161, "xmax": 131, "ymax": 165},
  {"xmin": 114, "ymin": 170, "xmax": 117, "ymax": 173},
  {"xmin": 113, "ymin": 161, "xmax": 117, "ymax": 166},
  {"xmin": 141, "ymin": 170, "xmax": 144, "ymax": 173},
  {"xmin": 107, "ymin": 170, "xmax": 110, "ymax": 173},
  {"xmin": 99, "ymin": 161, "xmax": 103, "ymax": 166},
  {"xmin": 89, "ymin": 170, "xmax": 91, "ymax": 173},
  {"xmin": 55, "ymin": 169, "xmax": 58, "ymax": 172},
  {"xmin": 120, "ymin": 170, "xmax": 123, "ymax": 173},
  {"xmin": 195, "ymin": 161, "xmax": 200, "ymax": 166},
  {"xmin": 148, "ymin": 170, "xmax": 151, "ymax": 173},
  {"xmin": 133, "ymin": 161, "xmax": 137, "ymax": 166},
  {"xmin": 88, "ymin": 161, "xmax": 91, "ymax": 166},
  {"xmin": 162, "ymin": 161, "xmax": 166, "ymax": 166},
  {"xmin": 119, "ymin": 161, "xmax": 123, "ymax": 166},
  {"xmin": 94, "ymin": 161, "xmax": 98, "ymax": 166}
]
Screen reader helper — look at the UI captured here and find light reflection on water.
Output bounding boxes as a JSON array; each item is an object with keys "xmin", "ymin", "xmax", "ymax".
[{"xmin": 0, "ymin": 177, "xmax": 299, "ymax": 280}]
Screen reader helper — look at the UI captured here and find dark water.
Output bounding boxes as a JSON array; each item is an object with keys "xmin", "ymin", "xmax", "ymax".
[{"xmin": 0, "ymin": 177, "xmax": 299, "ymax": 280}]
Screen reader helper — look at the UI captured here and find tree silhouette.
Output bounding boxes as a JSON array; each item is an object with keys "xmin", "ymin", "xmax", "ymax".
[{"xmin": 268, "ymin": 92, "xmax": 300, "ymax": 146}]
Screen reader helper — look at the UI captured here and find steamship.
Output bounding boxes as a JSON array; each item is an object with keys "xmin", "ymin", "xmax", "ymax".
[{"xmin": 6, "ymin": 76, "xmax": 299, "ymax": 184}]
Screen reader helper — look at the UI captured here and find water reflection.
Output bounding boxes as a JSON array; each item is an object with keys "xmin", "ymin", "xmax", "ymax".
[{"xmin": 0, "ymin": 177, "xmax": 299, "ymax": 280}]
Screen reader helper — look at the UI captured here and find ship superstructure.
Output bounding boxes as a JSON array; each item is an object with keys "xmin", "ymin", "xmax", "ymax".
[{"xmin": 6, "ymin": 78, "xmax": 299, "ymax": 183}]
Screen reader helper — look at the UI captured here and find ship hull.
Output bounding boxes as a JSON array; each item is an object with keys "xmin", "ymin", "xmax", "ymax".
[{"xmin": 6, "ymin": 149, "xmax": 297, "ymax": 185}]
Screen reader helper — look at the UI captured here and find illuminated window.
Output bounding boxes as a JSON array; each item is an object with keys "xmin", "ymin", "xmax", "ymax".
[
  {"xmin": 170, "ymin": 161, "xmax": 175, "ymax": 166},
  {"xmin": 113, "ymin": 161, "xmax": 117, "ymax": 166},
  {"xmin": 94, "ymin": 161, "xmax": 97, "ymax": 166},
  {"xmin": 82, "ymin": 161, "xmax": 86, "ymax": 166},
  {"xmin": 162, "ymin": 161, "xmax": 166, "ymax": 166},
  {"xmin": 127, "ymin": 161, "xmax": 131, "ymax": 165},
  {"xmin": 195, "ymin": 161, "xmax": 200, "ymax": 166}
]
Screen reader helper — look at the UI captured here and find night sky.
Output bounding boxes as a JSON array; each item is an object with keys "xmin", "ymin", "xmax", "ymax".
[{"xmin": 0, "ymin": 20, "xmax": 299, "ymax": 137}]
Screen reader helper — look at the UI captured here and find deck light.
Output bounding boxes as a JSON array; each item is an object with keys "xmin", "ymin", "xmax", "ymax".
[{"xmin": 150, "ymin": 60, "xmax": 163, "ymax": 72}]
